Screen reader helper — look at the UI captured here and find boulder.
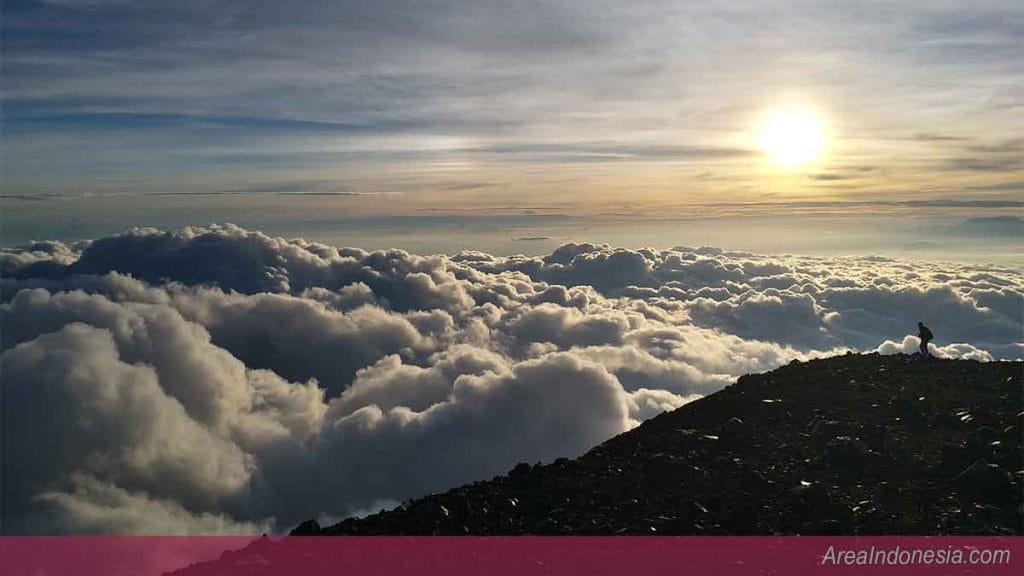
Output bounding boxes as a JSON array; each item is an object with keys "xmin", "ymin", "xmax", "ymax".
[
  {"xmin": 509, "ymin": 462, "xmax": 532, "ymax": 480},
  {"xmin": 799, "ymin": 519, "xmax": 845, "ymax": 535},
  {"xmin": 290, "ymin": 519, "xmax": 321, "ymax": 536},
  {"xmin": 953, "ymin": 459, "xmax": 1017, "ymax": 506},
  {"xmin": 722, "ymin": 417, "xmax": 745, "ymax": 435},
  {"xmin": 823, "ymin": 436, "xmax": 876, "ymax": 468}
]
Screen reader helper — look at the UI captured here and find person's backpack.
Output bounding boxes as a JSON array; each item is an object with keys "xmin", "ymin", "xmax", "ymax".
[{"xmin": 921, "ymin": 326, "xmax": 933, "ymax": 340}]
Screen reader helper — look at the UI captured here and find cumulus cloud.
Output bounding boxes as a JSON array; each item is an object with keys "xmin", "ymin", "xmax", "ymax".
[
  {"xmin": 1, "ymin": 225, "xmax": 1020, "ymax": 534},
  {"xmin": 2, "ymin": 323, "xmax": 254, "ymax": 532},
  {"xmin": 875, "ymin": 335, "xmax": 997, "ymax": 362},
  {"xmin": 33, "ymin": 474, "xmax": 271, "ymax": 536}
]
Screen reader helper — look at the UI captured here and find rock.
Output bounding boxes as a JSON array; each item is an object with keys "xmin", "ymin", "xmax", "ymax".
[
  {"xmin": 738, "ymin": 469, "xmax": 771, "ymax": 493},
  {"xmin": 953, "ymin": 460, "xmax": 1017, "ymax": 506},
  {"xmin": 789, "ymin": 482, "xmax": 831, "ymax": 508},
  {"xmin": 934, "ymin": 411, "xmax": 960, "ymax": 428},
  {"xmin": 290, "ymin": 519, "xmax": 321, "ymax": 535},
  {"xmin": 686, "ymin": 501, "xmax": 712, "ymax": 518},
  {"xmin": 428, "ymin": 502, "xmax": 451, "ymax": 523},
  {"xmin": 723, "ymin": 417, "xmax": 744, "ymax": 435},
  {"xmin": 532, "ymin": 517, "xmax": 563, "ymax": 534},
  {"xmin": 726, "ymin": 498, "xmax": 761, "ymax": 533},
  {"xmin": 974, "ymin": 426, "xmax": 999, "ymax": 443},
  {"xmin": 646, "ymin": 454, "xmax": 690, "ymax": 482},
  {"xmin": 892, "ymin": 395, "xmax": 926, "ymax": 429},
  {"xmin": 799, "ymin": 519, "xmax": 844, "ymax": 535},
  {"xmin": 963, "ymin": 436, "xmax": 988, "ymax": 460},
  {"xmin": 812, "ymin": 419, "xmax": 844, "ymax": 437},
  {"xmin": 509, "ymin": 462, "xmax": 532, "ymax": 480},
  {"xmin": 823, "ymin": 436, "xmax": 875, "ymax": 468}
]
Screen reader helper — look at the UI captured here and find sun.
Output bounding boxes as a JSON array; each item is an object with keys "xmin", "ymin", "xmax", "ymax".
[{"xmin": 757, "ymin": 108, "xmax": 825, "ymax": 169}]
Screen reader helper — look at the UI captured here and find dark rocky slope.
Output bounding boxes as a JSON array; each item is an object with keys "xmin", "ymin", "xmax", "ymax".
[{"xmin": 297, "ymin": 353, "xmax": 1022, "ymax": 535}]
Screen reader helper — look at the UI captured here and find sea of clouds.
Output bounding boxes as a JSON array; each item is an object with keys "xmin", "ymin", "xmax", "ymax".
[{"xmin": 2, "ymin": 224, "xmax": 1021, "ymax": 534}]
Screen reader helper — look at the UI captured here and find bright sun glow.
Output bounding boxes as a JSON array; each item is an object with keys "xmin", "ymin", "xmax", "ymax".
[{"xmin": 757, "ymin": 108, "xmax": 825, "ymax": 169}]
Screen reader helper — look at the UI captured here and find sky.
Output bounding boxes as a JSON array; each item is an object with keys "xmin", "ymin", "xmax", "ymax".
[{"xmin": 2, "ymin": 0, "xmax": 1022, "ymax": 260}]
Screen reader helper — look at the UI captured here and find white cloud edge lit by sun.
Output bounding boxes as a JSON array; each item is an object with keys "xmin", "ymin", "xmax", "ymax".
[{"xmin": 0, "ymin": 224, "xmax": 1020, "ymax": 535}]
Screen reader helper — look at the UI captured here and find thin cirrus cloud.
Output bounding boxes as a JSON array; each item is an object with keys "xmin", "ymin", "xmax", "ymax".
[
  {"xmin": 2, "ymin": 1, "xmax": 1022, "ymax": 201},
  {"xmin": 1, "ymin": 225, "xmax": 1020, "ymax": 534}
]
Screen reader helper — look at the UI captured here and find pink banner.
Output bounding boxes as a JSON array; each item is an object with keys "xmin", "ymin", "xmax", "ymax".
[{"xmin": 1, "ymin": 536, "xmax": 1020, "ymax": 576}]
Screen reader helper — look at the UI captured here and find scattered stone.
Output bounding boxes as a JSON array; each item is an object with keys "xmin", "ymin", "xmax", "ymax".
[
  {"xmin": 963, "ymin": 436, "xmax": 988, "ymax": 460},
  {"xmin": 723, "ymin": 417, "xmax": 744, "ymax": 435},
  {"xmin": 975, "ymin": 426, "xmax": 999, "ymax": 442},
  {"xmin": 823, "ymin": 436, "xmax": 875, "ymax": 468},
  {"xmin": 509, "ymin": 462, "xmax": 532, "ymax": 479},
  {"xmin": 738, "ymin": 469, "xmax": 770, "ymax": 492},
  {"xmin": 892, "ymin": 395, "xmax": 926, "ymax": 429},
  {"xmin": 953, "ymin": 460, "xmax": 1016, "ymax": 506},
  {"xmin": 286, "ymin": 355, "xmax": 1022, "ymax": 537},
  {"xmin": 812, "ymin": 419, "xmax": 843, "ymax": 437},
  {"xmin": 799, "ymin": 519, "xmax": 844, "ymax": 535},
  {"xmin": 290, "ymin": 519, "xmax": 320, "ymax": 535}
]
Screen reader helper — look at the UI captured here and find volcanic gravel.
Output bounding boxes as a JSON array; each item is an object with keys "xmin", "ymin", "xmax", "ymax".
[{"xmin": 298, "ymin": 353, "xmax": 1023, "ymax": 535}]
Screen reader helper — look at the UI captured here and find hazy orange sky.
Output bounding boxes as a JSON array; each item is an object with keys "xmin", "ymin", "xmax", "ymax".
[{"xmin": 2, "ymin": 1, "xmax": 1022, "ymax": 256}]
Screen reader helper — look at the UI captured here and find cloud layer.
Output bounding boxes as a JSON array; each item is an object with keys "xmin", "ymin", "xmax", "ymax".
[{"xmin": 2, "ymin": 225, "xmax": 1020, "ymax": 533}]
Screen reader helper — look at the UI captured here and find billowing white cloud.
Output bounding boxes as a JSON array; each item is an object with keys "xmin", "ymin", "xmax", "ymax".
[
  {"xmin": 33, "ymin": 474, "xmax": 271, "ymax": 536},
  {"xmin": 875, "ymin": 335, "xmax": 998, "ymax": 362},
  {"xmin": 2, "ymin": 225, "xmax": 1020, "ymax": 534}
]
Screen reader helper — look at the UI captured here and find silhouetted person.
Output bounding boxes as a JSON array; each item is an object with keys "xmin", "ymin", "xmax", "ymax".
[{"xmin": 917, "ymin": 322, "xmax": 933, "ymax": 357}]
